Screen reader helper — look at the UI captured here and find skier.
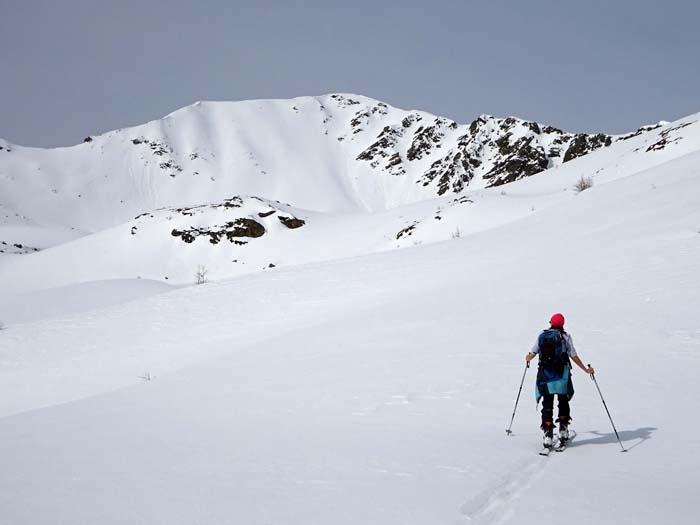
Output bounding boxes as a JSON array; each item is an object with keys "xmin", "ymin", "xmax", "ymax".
[{"xmin": 525, "ymin": 313, "xmax": 594, "ymax": 449}]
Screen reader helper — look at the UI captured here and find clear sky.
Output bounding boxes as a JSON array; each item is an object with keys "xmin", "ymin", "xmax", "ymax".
[{"xmin": 1, "ymin": 0, "xmax": 699, "ymax": 147}]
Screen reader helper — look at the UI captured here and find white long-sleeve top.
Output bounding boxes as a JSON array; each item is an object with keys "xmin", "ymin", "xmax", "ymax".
[{"xmin": 530, "ymin": 331, "xmax": 578, "ymax": 358}]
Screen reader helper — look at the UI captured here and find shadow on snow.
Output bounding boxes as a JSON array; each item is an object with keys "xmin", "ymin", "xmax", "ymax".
[{"xmin": 572, "ymin": 426, "xmax": 657, "ymax": 451}]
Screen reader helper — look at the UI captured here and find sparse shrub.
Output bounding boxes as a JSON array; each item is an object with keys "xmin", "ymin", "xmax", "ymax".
[
  {"xmin": 452, "ymin": 226, "xmax": 462, "ymax": 239},
  {"xmin": 0, "ymin": 320, "xmax": 4, "ymax": 330},
  {"xmin": 574, "ymin": 175, "xmax": 594, "ymax": 193},
  {"xmin": 139, "ymin": 372, "xmax": 153, "ymax": 381},
  {"xmin": 195, "ymin": 265, "xmax": 209, "ymax": 285}
]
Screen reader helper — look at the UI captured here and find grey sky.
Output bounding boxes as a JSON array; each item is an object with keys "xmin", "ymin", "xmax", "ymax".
[{"xmin": 1, "ymin": 0, "xmax": 699, "ymax": 147}]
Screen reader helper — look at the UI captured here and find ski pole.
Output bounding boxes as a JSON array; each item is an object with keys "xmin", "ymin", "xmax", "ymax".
[
  {"xmin": 506, "ymin": 361, "xmax": 530, "ymax": 435},
  {"xmin": 588, "ymin": 364, "xmax": 627, "ymax": 452}
]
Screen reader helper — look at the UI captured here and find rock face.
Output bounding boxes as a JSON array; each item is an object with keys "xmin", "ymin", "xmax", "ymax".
[
  {"xmin": 563, "ymin": 134, "xmax": 612, "ymax": 163},
  {"xmin": 355, "ymin": 111, "xmax": 616, "ymax": 194}
]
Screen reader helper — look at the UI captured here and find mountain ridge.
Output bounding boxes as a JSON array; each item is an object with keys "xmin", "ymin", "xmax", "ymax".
[
  {"xmin": 0, "ymin": 93, "xmax": 623, "ymax": 231},
  {"xmin": 1, "ymin": 95, "xmax": 698, "ymax": 290}
]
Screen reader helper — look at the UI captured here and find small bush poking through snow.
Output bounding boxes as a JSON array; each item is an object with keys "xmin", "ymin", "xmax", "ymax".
[
  {"xmin": 452, "ymin": 226, "xmax": 462, "ymax": 239},
  {"xmin": 195, "ymin": 265, "xmax": 209, "ymax": 285},
  {"xmin": 574, "ymin": 175, "xmax": 594, "ymax": 193}
]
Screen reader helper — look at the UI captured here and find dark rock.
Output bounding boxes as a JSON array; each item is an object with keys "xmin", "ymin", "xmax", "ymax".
[
  {"xmin": 83, "ymin": 136, "xmax": 93, "ymax": 143},
  {"xmin": 225, "ymin": 218, "xmax": 265, "ymax": 239},
  {"xmin": 619, "ymin": 123, "xmax": 663, "ymax": 141},
  {"xmin": 563, "ymin": 133, "xmax": 611, "ymax": 163},
  {"xmin": 278, "ymin": 216, "xmax": 306, "ymax": 229},
  {"xmin": 469, "ymin": 116, "xmax": 488, "ymax": 134},
  {"xmin": 564, "ymin": 135, "xmax": 591, "ymax": 163},
  {"xmin": 525, "ymin": 121, "xmax": 541, "ymax": 134},
  {"xmin": 645, "ymin": 122, "xmax": 693, "ymax": 152},
  {"xmin": 356, "ymin": 125, "xmax": 403, "ymax": 163},
  {"xmin": 422, "ymin": 151, "xmax": 473, "ymax": 195},
  {"xmin": 386, "ymin": 152, "xmax": 402, "ymax": 168},
  {"xmin": 542, "ymin": 125, "xmax": 564, "ymax": 134},
  {"xmin": 494, "ymin": 133, "xmax": 513, "ymax": 156},
  {"xmin": 171, "ymin": 229, "xmax": 194, "ymax": 243},
  {"xmin": 407, "ymin": 125, "xmax": 443, "ymax": 161},
  {"xmin": 484, "ymin": 136, "xmax": 549, "ymax": 187},
  {"xmin": 171, "ymin": 217, "xmax": 265, "ymax": 245},
  {"xmin": 396, "ymin": 222, "xmax": 418, "ymax": 239},
  {"xmin": 222, "ymin": 197, "xmax": 243, "ymax": 208},
  {"xmin": 159, "ymin": 160, "xmax": 183, "ymax": 173}
]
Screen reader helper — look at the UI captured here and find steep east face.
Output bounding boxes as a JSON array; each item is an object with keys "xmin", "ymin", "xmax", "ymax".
[
  {"xmin": 354, "ymin": 111, "xmax": 615, "ymax": 196},
  {"xmin": 0, "ymin": 94, "xmax": 617, "ymax": 233}
]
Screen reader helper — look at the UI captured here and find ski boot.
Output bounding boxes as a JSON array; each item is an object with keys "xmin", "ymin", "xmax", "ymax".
[
  {"xmin": 558, "ymin": 417, "xmax": 570, "ymax": 443},
  {"xmin": 542, "ymin": 421, "xmax": 555, "ymax": 448}
]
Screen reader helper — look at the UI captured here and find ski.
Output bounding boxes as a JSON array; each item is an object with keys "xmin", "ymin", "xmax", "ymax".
[{"xmin": 539, "ymin": 430, "xmax": 576, "ymax": 455}]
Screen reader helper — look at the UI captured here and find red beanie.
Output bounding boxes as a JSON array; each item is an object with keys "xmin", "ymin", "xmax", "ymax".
[{"xmin": 550, "ymin": 313, "xmax": 565, "ymax": 328}]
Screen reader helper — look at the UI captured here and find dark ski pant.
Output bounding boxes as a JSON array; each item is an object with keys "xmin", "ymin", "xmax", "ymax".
[{"xmin": 541, "ymin": 393, "xmax": 571, "ymax": 429}]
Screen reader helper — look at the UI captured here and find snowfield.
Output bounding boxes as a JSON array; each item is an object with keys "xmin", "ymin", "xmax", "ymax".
[{"xmin": 0, "ymin": 97, "xmax": 699, "ymax": 524}]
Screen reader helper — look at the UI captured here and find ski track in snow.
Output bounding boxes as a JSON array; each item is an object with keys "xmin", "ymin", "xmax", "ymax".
[{"xmin": 460, "ymin": 457, "xmax": 546, "ymax": 524}]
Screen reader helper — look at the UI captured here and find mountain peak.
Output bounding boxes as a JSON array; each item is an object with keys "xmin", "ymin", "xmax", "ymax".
[{"xmin": 0, "ymin": 94, "xmax": 663, "ymax": 235}]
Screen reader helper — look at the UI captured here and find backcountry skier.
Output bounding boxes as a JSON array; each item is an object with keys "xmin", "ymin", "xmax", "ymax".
[{"xmin": 525, "ymin": 313, "xmax": 594, "ymax": 448}]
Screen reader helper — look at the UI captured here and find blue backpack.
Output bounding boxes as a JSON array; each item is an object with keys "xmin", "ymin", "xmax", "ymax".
[{"xmin": 537, "ymin": 329, "xmax": 569, "ymax": 379}]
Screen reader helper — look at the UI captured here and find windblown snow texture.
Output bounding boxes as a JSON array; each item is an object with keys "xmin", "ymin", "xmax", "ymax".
[{"xmin": 0, "ymin": 95, "xmax": 699, "ymax": 525}]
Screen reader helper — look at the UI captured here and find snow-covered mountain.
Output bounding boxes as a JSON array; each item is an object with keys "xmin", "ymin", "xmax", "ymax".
[
  {"xmin": 1, "ymin": 94, "xmax": 700, "ymax": 524},
  {"xmin": 1, "ymin": 94, "xmax": 617, "ymax": 232},
  {"xmin": 2, "ymin": 95, "xmax": 698, "ymax": 292}
]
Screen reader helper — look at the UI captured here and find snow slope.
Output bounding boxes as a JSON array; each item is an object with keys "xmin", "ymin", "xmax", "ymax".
[
  {"xmin": 0, "ymin": 94, "xmax": 617, "ymax": 234},
  {"xmin": 1, "ymin": 142, "xmax": 699, "ymax": 524},
  {"xmin": 0, "ymin": 110, "xmax": 697, "ymax": 292}
]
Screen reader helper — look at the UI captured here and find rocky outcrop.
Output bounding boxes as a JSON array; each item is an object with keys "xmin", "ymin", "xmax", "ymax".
[
  {"xmin": 131, "ymin": 196, "xmax": 307, "ymax": 246},
  {"xmin": 353, "ymin": 105, "xmax": 616, "ymax": 193},
  {"xmin": 645, "ymin": 121, "xmax": 694, "ymax": 152},
  {"xmin": 171, "ymin": 218, "xmax": 265, "ymax": 244},
  {"xmin": 278, "ymin": 216, "xmax": 305, "ymax": 229},
  {"xmin": 563, "ymin": 134, "xmax": 612, "ymax": 163}
]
